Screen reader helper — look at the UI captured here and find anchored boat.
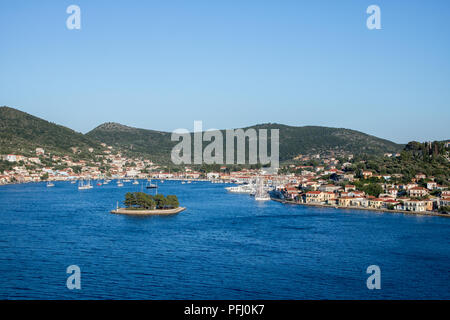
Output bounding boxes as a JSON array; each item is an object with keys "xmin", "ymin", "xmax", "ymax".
[
  {"xmin": 254, "ymin": 178, "xmax": 271, "ymax": 201},
  {"xmin": 145, "ymin": 179, "xmax": 158, "ymax": 189},
  {"xmin": 78, "ymin": 180, "xmax": 93, "ymax": 190}
]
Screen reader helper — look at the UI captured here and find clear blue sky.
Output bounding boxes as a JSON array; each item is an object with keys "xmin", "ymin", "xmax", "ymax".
[{"xmin": 1, "ymin": 0, "xmax": 449, "ymax": 143}]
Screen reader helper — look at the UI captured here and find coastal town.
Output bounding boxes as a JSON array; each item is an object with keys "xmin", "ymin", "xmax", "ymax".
[{"xmin": 1, "ymin": 143, "xmax": 449, "ymax": 216}]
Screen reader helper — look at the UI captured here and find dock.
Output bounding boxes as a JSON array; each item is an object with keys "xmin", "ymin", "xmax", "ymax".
[{"xmin": 110, "ymin": 207, "xmax": 186, "ymax": 216}]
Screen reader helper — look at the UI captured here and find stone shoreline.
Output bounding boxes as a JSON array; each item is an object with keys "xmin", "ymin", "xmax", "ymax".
[
  {"xmin": 271, "ymin": 198, "xmax": 450, "ymax": 218},
  {"xmin": 110, "ymin": 207, "xmax": 186, "ymax": 216}
]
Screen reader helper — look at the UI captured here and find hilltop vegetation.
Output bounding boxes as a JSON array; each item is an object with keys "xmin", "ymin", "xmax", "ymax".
[
  {"xmin": 0, "ymin": 106, "xmax": 103, "ymax": 158},
  {"xmin": 0, "ymin": 106, "xmax": 408, "ymax": 164},
  {"xmin": 345, "ymin": 141, "xmax": 450, "ymax": 185},
  {"xmin": 249, "ymin": 123, "xmax": 402, "ymax": 161},
  {"xmin": 86, "ymin": 122, "xmax": 174, "ymax": 163},
  {"xmin": 87, "ymin": 121, "xmax": 403, "ymax": 163}
]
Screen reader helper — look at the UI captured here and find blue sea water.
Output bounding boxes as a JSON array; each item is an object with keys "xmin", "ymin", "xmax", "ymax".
[{"xmin": 0, "ymin": 180, "xmax": 449, "ymax": 300}]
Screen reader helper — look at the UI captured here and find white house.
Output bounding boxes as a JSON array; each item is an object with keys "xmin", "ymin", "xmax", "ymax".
[{"xmin": 5, "ymin": 154, "xmax": 17, "ymax": 162}]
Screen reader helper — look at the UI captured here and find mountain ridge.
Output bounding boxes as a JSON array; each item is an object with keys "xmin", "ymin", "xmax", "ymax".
[
  {"xmin": 0, "ymin": 106, "xmax": 103, "ymax": 157},
  {"xmin": 87, "ymin": 121, "xmax": 404, "ymax": 162},
  {"xmin": 1, "ymin": 106, "xmax": 405, "ymax": 163}
]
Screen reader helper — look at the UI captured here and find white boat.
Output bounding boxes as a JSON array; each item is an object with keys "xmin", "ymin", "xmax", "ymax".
[
  {"xmin": 78, "ymin": 180, "xmax": 93, "ymax": 190},
  {"xmin": 145, "ymin": 179, "xmax": 157, "ymax": 189},
  {"xmin": 46, "ymin": 182, "xmax": 55, "ymax": 187},
  {"xmin": 117, "ymin": 180, "xmax": 124, "ymax": 187},
  {"xmin": 255, "ymin": 192, "xmax": 270, "ymax": 201},
  {"xmin": 225, "ymin": 184, "xmax": 256, "ymax": 194},
  {"xmin": 254, "ymin": 178, "xmax": 271, "ymax": 201},
  {"xmin": 133, "ymin": 180, "xmax": 139, "ymax": 185}
]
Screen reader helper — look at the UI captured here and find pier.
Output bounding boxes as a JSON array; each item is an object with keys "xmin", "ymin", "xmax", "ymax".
[{"xmin": 110, "ymin": 206, "xmax": 186, "ymax": 216}]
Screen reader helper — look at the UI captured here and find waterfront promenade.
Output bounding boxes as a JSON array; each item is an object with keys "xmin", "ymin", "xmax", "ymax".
[
  {"xmin": 271, "ymin": 198, "xmax": 450, "ymax": 218},
  {"xmin": 111, "ymin": 206, "xmax": 186, "ymax": 215}
]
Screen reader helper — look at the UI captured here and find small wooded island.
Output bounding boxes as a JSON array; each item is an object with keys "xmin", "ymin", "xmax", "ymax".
[{"xmin": 111, "ymin": 192, "xmax": 185, "ymax": 215}]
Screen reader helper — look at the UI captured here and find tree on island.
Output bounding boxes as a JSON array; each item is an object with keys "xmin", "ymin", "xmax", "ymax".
[
  {"xmin": 153, "ymin": 194, "xmax": 167, "ymax": 209},
  {"xmin": 124, "ymin": 192, "xmax": 137, "ymax": 207},
  {"xmin": 166, "ymin": 195, "xmax": 179, "ymax": 208},
  {"xmin": 123, "ymin": 192, "xmax": 179, "ymax": 210}
]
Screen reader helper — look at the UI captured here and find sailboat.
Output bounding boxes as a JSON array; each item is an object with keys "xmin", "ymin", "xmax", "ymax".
[
  {"xmin": 133, "ymin": 179, "xmax": 139, "ymax": 185},
  {"xmin": 117, "ymin": 179, "xmax": 124, "ymax": 187},
  {"xmin": 254, "ymin": 178, "xmax": 270, "ymax": 201},
  {"xmin": 46, "ymin": 181, "xmax": 55, "ymax": 187},
  {"xmin": 78, "ymin": 179, "xmax": 93, "ymax": 190},
  {"xmin": 145, "ymin": 179, "xmax": 158, "ymax": 189}
]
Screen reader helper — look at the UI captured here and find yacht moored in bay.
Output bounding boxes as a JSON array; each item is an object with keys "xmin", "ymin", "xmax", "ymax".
[{"xmin": 78, "ymin": 180, "xmax": 93, "ymax": 190}]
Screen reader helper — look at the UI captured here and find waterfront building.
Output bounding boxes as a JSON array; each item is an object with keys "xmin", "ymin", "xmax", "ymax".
[
  {"xmin": 350, "ymin": 197, "xmax": 365, "ymax": 207},
  {"xmin": 382, "ymin": 199, "xmax": 400, "ymax": 209},
  {"xmin": 319, "ymin": 184, "xmax": 341, "ymax": 193},
  {"xmin": 440, "ymin": 197, "xmax": 450, "ymax": 208},
  {"xmin": 408, "ymin": 187, "xmax": 429, "ymax": 198},
  {"xmin": 323, "ymin": 192, "xmax": 336, "ymax": 202},
  {"xmin": 338, "ymin": 197, "xmax": 353, "ymax": 207},
  {"xmin": 368, "ymin": 198, "xmax": 384, "ymax": 209},
  {"xmin": 305, "ymin": 191, "xmax": 324, "ymax": 204},
  {"xmin": 402, "ymin": 200, "xmax": 427, "ymax": 212}
]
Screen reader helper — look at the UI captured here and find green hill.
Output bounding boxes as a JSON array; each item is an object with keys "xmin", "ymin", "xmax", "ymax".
[
  {"xmin": 86, "ymin": 122, "xmax": 174, "ymax": 163},
  {"xmin": 0, "ymin": 106, "xmax": 404, "ymax": 163},
  {"xmin": 0, "ymin": 106, "xmax": 103, "ymax": 157},
  {"xmin": 346, "ymin": 141, "xmax": 450, "ymax": 186},
  {"xmin": 87, "ymin": 122, "xmax": 403, "ymax": 163},
  {"xmin": 249, "ymin": 123, "xmax": 403, "ymax": 161}
]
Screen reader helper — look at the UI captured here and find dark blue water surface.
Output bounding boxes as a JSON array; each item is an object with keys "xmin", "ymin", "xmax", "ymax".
[{"xmin": 0, "ymin": 180, "xmax": 449, "ymax": 299}]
